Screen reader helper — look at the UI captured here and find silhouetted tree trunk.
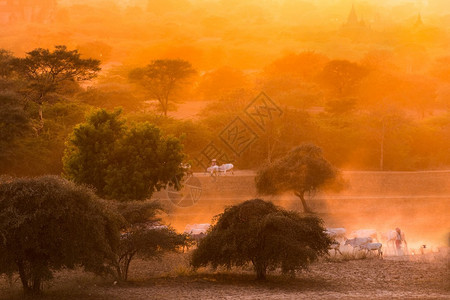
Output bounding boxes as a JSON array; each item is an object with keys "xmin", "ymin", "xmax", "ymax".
[
  {"xmin": 295, "ymin": 190, "xmax": 312, "ymax": 213},
  {"xmin": 380, "ymin": 120, "xmax": 385, "ymax": 171},
  {"xmin": 16, "ymin": 260, "xmax": 31, "ymax": 294},
  {"xmin": 32, "ymin": 276, "xmax": 42, "ymax": 294},
  {"xmin": 253, "ymin": 260, "xmax": 267, "ymax": 280}
]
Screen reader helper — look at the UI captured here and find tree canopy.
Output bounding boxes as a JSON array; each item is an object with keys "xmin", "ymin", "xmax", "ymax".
[
  {"xmin": 129, "ymin": 59, "xmax": 196, "ymax": 117},
  {"xmin": 319, "ymin": 59, "xmax": 369, "ymax": 97},
  {"xmin": 13, "ymin": 45, "xmax": 101, "ymax": 131},
  {"xmin": 191, "ymin": 199, "xmax": 331, "ymax": 280},
  {"xmin": 255, "ymin": 144, "xmax": 337, "ymax": 213},
  {"xmin": 15, "ymin": 45, "xmax": 100, "ymax": 97},
  {"xmin": 63, "ymin": 109, "xmax": 185, "ymax": 201},
  {"xmin": 0, "ymin": 176, "xmax": 122, "ymax": 295},
  {"xmin": 0, "ymin": 93, "xmax": 31, "ymax": 171},
  {"xmin": 0, "ymin": 49, "xmax": 15, "ymax": 81}
]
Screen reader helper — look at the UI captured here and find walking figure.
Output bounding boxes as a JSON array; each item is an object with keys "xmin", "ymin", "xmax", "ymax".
[{"xmin": 395, "ymin": 227, "xmax": 407, "ymax": 255}]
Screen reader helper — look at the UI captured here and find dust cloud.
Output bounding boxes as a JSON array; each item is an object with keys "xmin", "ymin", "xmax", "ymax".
[{"xmin": 160, "ymin": 171, "xmax": 450, "ymax": 254}]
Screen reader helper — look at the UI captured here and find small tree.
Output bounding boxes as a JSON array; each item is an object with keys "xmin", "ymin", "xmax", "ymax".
[
  {"xmin": 114, "ymin": 201, "xmax": 187, "ymax": 281},
  {"xmin": 63, "ymin": 109, "xmax": 185, "ymax": 201},
  {"xmin": 129, "ymin": 59, "xmax": 196, "ymax": 117},
  {"xmin": 0, "ymin": 176, "xmax": 121, "ymax": 295},
  {"xmin": 255, "ymin": 144, "xmax": 337, "ymax": 213},
  {"xmin": 191, "ymin": 199, "xmax": 331, "ymax": 280},
  {"xmin": 14, "ymin": 45, "xmax": 101, "ymax": 131}
]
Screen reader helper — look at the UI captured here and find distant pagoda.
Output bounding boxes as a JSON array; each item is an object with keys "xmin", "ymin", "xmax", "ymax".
[
  {"xmin": 414, "ymin": 13, "xmax": 423, "ymax": 27},
  {"xmin": 342, "ymin": 4, "xmax": 367, "ymax": 30}
]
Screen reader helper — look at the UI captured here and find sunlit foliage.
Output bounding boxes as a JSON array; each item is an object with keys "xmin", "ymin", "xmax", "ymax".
[
  {"xmin": 11, "ymin": 46, "xmax": 100, "ymax": 133},
  {"xmin": 63, "ymin": 109, "xmax": 185, "ymax": 201},
  {"xmin": 129, "ymin": 59, "xmax": 196, "ymax": 117},
  {"xmin": 255, "ymin": 144, "xmax": 338, "ymax": 213}
]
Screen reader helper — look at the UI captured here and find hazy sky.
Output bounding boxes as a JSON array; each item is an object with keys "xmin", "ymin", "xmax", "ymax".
[{"xmin": 57, "ymin": 0, "xmax": 445, "ymax": 11}]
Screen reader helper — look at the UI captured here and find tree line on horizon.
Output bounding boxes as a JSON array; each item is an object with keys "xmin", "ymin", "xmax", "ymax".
[{"xmin": 0, "ymin": 45, "xmax": 449, "ymax": 178}]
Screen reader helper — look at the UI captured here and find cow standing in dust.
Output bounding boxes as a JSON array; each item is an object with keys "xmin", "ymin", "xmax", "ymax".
[
  {"xmin": 359, "ymin": 242, "xmax": 383, "ymax": 257},
  {"xmin": 207, "ymin": 163, "xmax": 234, "ymax": 176},
  {"xmin": 325, "ymin": 228, "xmax": 347, "ymax": 255}
]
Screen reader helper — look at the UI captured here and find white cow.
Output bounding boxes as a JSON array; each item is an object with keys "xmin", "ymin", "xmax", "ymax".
[
  {"xmin": 359, "ymin": 242, "xmax": 383, "ymax": 257},
  {"xmin": 325, "ymin": 228, "xmax": 347, "ymax": 240},
  {"xmin": 329, "ymin": 240, "xmax": 343, "ymax": 255},
  {"xmin": 344, "ymin": 237, "xmax": 373, "ymax": 250},
  {"xmin": 324, "ymin": 228, "xmax": 346, "ymax": 255},
  {"xmin": 219, "ymin": 163, "xmax": 234, "ymax": 174},
  {"xmin": 207, "ymin": 163, "xmax": 234, "ymax": 176},
  {"xmin": 351, "ymin": 229, "xmax": 379, "ymax": 242}
]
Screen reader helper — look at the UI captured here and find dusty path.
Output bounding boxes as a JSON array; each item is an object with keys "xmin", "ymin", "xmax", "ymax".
[{"xmin": 1, "ymin": 252, "xmax": 448, "ymax": 299}]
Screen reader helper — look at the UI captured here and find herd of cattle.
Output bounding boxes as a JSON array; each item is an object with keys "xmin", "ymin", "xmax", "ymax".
[
  {"xmin": 183, "ymin": 224, "xmax": 407, "ymax": 257},
  {"xmin": 324, "ymin": 228, "xmax": 407, "ymax": 257}
]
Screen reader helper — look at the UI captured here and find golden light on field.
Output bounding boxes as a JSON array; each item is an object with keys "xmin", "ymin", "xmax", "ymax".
[
  {"xmin": 1, "ymin": 0, "xmax": 449, "ymax": 251},
  {"xmin": 1, "ymin": 2, "xmax": 450, "ymax": 298}
]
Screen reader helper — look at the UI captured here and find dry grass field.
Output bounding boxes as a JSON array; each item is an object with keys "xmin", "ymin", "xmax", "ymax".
[{"xmin": 1, "ymin": 250, "xmax": 449, "ymax": 300}]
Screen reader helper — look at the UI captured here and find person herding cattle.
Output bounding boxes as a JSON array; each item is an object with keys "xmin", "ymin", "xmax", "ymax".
[
  {"xmin": 207, "ymin": 159, "xmax": 234, "ymax": 176},
  {"xmin": 207, "ymin": 159, "xmax": 219, "ymax": 176},
  {"xmin": 395, "ymin": 227, "xmax": 408, "ymax": 255},
  {"xmin": 211, "ymin": 159, "xmax": 217, "ymax": 167}
]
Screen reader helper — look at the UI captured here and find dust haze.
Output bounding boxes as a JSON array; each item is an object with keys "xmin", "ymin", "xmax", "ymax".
[
  {"xmin": 159, "ymin": 171, "xmax": 449, "ymax": 255},
  {"xmin": 1, "ymin": 1, "xmax": 449, "ymax": 253},
  {"xmin": 2, "ymin": 0, "xmax": 450, "ymax": 70}
]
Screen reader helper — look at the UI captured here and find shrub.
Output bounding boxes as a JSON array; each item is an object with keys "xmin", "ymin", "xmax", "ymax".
[{"xmin": 191, "ymin": 199, "xmax": 331, "ymax": 280}]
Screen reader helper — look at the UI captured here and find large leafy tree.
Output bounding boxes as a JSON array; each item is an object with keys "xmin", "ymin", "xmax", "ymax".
[
  {"xmin": 129, "ymin": 59, "xmax": 196, "ymax": 117},
  {"xmin": 63, "ymin": 109, "xmax": 185, "ymax": 201},
  {"xmin": 63, "ymin": 109, "xmax": 125, "ymax": 194},
  {"xmin": 14, "ymin": 45, "xmax": 101, "ymax": 131},
  {"xmin": 255, "ymin": 144, "xmax": 337, "ymax": 213},
  {"xmin": 191, "ymin": 199, "xmax": 331, "ymax": 280},
  {"xmin": 0, "ymin": 176, "xmax": 122, "ymax": 295}
]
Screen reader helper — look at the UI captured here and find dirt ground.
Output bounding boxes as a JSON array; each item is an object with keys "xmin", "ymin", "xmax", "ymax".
[{"xmin": 1, "ymin": 250, "xmax": 449, "ymax": 300}]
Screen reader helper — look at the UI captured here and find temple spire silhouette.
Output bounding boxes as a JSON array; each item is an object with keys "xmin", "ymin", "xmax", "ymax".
[
  {"xmin": 346, "ymin": 4, "xmax": 359, "ymax": 26},
  {"xmin": 414, "ymin": 13, "xmax": 423, "ymax": 27},
  {"xmin": 342, "ymin": 3, "xmax": 366, "ymax": 31}
]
